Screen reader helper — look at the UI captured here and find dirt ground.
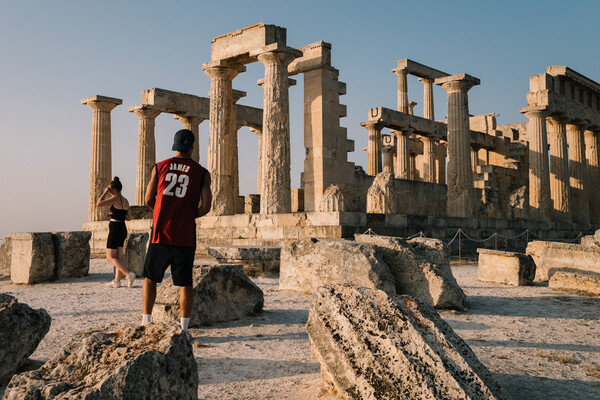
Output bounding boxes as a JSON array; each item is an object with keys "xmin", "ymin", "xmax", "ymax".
[{"xmin": 1, "ymin": 259, "xmax": 599, "ymax": 399}]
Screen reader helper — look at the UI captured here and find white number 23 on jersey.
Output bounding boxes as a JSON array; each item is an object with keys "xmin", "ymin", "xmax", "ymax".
[{"xmin": 163, "ymin": 173, "xmax": 189, "ymax": 198}]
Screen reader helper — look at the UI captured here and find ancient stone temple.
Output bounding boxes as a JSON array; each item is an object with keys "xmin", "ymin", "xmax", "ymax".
[{"xmin": 82, "ymin": 23, "xmax": 599, "ymax": 256}]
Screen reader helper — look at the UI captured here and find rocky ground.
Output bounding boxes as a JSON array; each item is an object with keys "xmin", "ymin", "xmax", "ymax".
[{"xmin": 1, "ymin": 259, "xmax": 599, "ymax": 399}]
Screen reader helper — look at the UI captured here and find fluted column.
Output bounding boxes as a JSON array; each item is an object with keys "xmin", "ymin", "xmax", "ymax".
[
  {"xmin": 130, "ymin": 105, "xmax": 161, "ymax": 206},
  {"xmin": 383, "ymin": 148, "xmax": 394, "ymax": 173},
  {"xmin": 393, "ymin": 68, "xmax": 409, "ymax": 113},
  {"xmin": 81, "ymin": 95, "xmax": 122, "ymax": 222},
  {"xmin": 546, "ymin": 116, "xmax": 571, "ymax": 222},
  {"xmin": 567, "ymin": 122, "xmax": 590, "ymax": 224},
  {"xmin": 436, "ymin": 142, "xmax": 447, "ymax": 184},
  {"xmin": 422, "ymin": 136, "xmax": 436, "ymax": 183},
  {"xmin": 257, "ymin": 49, "xmax": 299, "ymax": 214},
  {"xmin": 203, "ymin": 63, "xmax": 243, "ymax": 215},
  {"xmin": 392, "ymin": 129, "xmax": 411, "ymax": 179},
  {"xmin": 175, "ymin": 115, "xmax": 205, "ymax": 163},
  {"xmin": 408, "ymin": 101, "xmax": 417, "ymax": 116},
  {"xmin": 471, "ymin": 146, "xmax": 480, "ymax": 173},
  {"xmin": 250, "ymin": 127, "xmax": 263, "ymax": 194},
  {"xmin": 230, "ymin": 90, "xmax": 246, "ymax": 213},
  {"xmin": 586, "ymin": 129, "xmax": 600, "ymax": 223},
  {"xmin": 436, "ymin": 74, "xmax": 480, "ymax": 218},
  {"xmin": 419, "ymin": 77, "xmax": 435, "ymax": 120},
  {"xmin": 410, "ymin": 154, "xmax": 418, "ymax": 181},
  {"xmin": 363, "ymin": 121, "xmax": 383, "ymax": 175}
]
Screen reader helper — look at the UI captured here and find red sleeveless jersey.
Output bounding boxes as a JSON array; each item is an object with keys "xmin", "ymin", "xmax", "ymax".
[{"xmin": 151, "ymin": 157, "xmax": 206, "ymax": 247}]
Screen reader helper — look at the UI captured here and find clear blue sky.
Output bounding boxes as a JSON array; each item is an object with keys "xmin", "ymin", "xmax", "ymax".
[{"xmin": 1, "ymin": 0, "xmax": 598, "ymax": 239}]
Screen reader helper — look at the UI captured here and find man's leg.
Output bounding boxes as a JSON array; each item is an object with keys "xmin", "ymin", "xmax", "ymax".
[
  {"xmin": 142, "ymin": 278, "xmax": 157, "ymax": 325},
  {"xmin": 179, "ymin": 286, "xmax": 193, "ymax": 331}
]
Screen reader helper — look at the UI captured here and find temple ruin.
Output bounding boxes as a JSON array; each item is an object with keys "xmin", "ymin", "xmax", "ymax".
[{"xmin": 81, "ymin": 23, "xmax": 600, "ymax": 256}]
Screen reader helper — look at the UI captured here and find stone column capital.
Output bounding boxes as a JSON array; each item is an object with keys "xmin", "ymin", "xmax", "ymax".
[
  {"xmin": 361, "ymin": 121, "xmax": 385, "ymax": 131},
  {"xmin": 392, "ymin": 67, "xmax": 408, "ymax": 77},
  {"xmin": 418, "ymin": 77, "xmax": 434, "ymax": 84},
  {"xmin": 174, "ymin": 114, "xmax": 205, "ymax": 125},
  {"xmin": 546, "ymin": 114, "xmax": 570, "ymax": 127},
  {"xmin": 391, "ymin": 128, "xmax": 413, "ymax": 138},
  {"xmin": 249, "ymin": 127, "xmax": 263, "ymax": 136},
  {"xmin": 81, "ymin": 95, "xmax": 122, "ymax": 112},
  {"xmin": 435, "ymin": 73, "xmax": 480, "ymax": 94},
  {"xmin": 129, "ymin": 105, "xmax": 161, "ymax": 119},
  {"xmin": 202, "ymin": 63, "xmax": 245, "ymax": 81},
  {"xmin": 520, "ymin": 107, "xmax": 551, "ymax": 120}
]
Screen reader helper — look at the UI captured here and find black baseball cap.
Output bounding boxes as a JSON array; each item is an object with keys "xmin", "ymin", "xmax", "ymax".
[{"xmin": 172, "ymin": 129, "xmax": 195, "ymax": 151}]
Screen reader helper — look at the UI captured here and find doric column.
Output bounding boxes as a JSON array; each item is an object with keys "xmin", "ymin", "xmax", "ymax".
[
  {"xmin": 257, "ymin": 48, "xmax": 300, "ymax": 214},
  {"xmin": 566, "ymin": 122, "xmax": 590, "ymax": 224},
  {"xmin": 81, "ymin": 95, "xmax": 122, "ymax": 222},
  {"xmin": 419, "ymin": 77, "xmax": 435, "ymax": 120},
  {"xmin": 130, "ymin": 105, "xmax": 161, "ymax": 206},
  {"xmin": 408, "ymin": 101, "xmax": 417, "ymax": 116},
  {"xmin": 546, "ymin": 115, "xmax": 571, "ymax": 222},
  {"xmin": 363, "ymin": 121, "xmax": 384, "ymax": 175},
  {"xmin": 249, "ymin": 127, "xmax": 263, "ymax": 194},
  {"xmin": 422, "ymin": 136, "xmax": 436, "ymax": 183},
  {"xmin": 203, "ymin": 62, "xmax": 244, "ymax": 215},
  {"xmin": 230, "ymin": 90, "xmax": 246, "ymax": 213},
  {"xmin": 393, "ymin": 68, "xmax": 409, "ymax": 113},
  {"xmin": 174, "ymin": 115, "xmax": 205, "ymax": 163},
  {"xmin": 436, "ymin": 74, "xmax": 480, "ymax": 218},
  {"xmin": 392, "ymin": 129, "xmax": 411, "ymax": 179},
  {"xmin": 410, "ymin": 154, "xmax": 418, "ymax": 181},
  {"xmin": 471, "ymin": 145, "xmax": 481, "ymax": 173},
  {"xmin": 586, "ymin": 129, "xmax": 600, "ymax": 223},
  {"xmin": 436, "ymin": 141, "xmax": 447, "ymax": 184}
]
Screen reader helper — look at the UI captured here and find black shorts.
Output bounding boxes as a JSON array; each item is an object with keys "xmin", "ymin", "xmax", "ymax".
[
  {"xmin": 106, "ymin": 221, "xmax": 127, "ymax": 249},
  {"xmin": 143, "ymin": 243, "xmax": 195, "ymax": 286}
]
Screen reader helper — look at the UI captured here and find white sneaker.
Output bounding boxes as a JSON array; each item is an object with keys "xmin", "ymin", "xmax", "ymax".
[
  {"xmin": 127, "ymin": 272, "xmax": 136, "ymax": 288},
  {"xmin": 106, "ymin": 280, "xmax": 121, "ymax": 288}
]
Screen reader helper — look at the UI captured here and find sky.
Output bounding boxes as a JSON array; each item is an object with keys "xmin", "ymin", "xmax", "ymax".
[{"xmin": 0, "ymin": 0, "xmax": 599, "ymax": 240}]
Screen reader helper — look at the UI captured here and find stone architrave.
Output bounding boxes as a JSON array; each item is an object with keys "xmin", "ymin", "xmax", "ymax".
[
  {"xmin": 279, "ymin": 238, "xmax": 396, "ymax": 295},
  {"xmin": 363, "ymin": 121, "xmax": 383, "ymax": 176},
  {"xmin": 306, "ymin": 286, "xmax": 508, "ymax": 400},
  {"xmin": 0, "ymin": 236, "xmax": 12, "ymax": 277},
  {"xmin": 124, "ymin": 232, "xmax": 149, "ymax": 276},
  {"xmin": 256, "ymin": 48, "xmax": 301, "ymax": 214},
  {"xmin": 366, "ymin": 172, "xmax": 396, "ymax": 214},
  {"xmin": 10, "ymin": 232, "xmax": 55, "ymax": 285},
  {"xmin": 203, "ymin": 62, "xmax": 244, "ymax": 216},
  {"xmin": 477, "ymin": 249, "xmax": 536, "ymax": 286},
  {"xmin": 546, "ymin": 115, "xmax": 571, "ymax": 222},
  {"xmin": 130, "ymin": 105, "xmax": 161, "ymax": 206},
  {"xmin": 566, "ymin": 122, "xmax": 590, "ymax": 224},
  {"xmin": 585, "ymin": 130, "xmax": 600, "ymax": 223},
  {"xmin": 319, "ymin": 184, "xmax": 345, "ymax": 212},
  {"xmin": 175, "ymin": 114, "xmax": 205, "ymax": 163},
  {"xmin": 392, "ymin": 67, "xmax": 409, "ymax": 113},
  {"xmin": 52, "ymin": 231, "xmax": 92, "ymax": 279},
  {"xmin": 436, "ymin": 74, "xmax": 480, "ymax": 218},
  {"xmin": 152, "ymin": 264, "xmax": 264, "ymax": 327},
  {"xmin": 392, "ymin": 129, "xmax": 412, "ymax": 179},
  {"xmin": 81, "ymin": 95, "xmax": 122, "ymax": 222},
  {"xmin": 0, "ymin": 294, "xmax": 51, "ymax": 385},
  {"xmin": 419, "ymin": 77, "xmax": 435, "ymax": 120},
  {"xmin": 3, "ymin": 324, "xmax": 198, "ymax": 400}
]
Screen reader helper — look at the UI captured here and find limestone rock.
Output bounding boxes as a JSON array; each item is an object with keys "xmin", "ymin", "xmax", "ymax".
[
  {"xmin": 52, "ymin": 231, "xmax": 92, "ymax": 279},
  {"xmin": 507, "ymin": 185, "xmax": 528, "ymax": 220},
  {"xmin": 129, "ymin": 205, "xmax": 152, "ymax": 219},
  {"xmin": 366, "ymin": 172, "xmax": 396, "ymax": 214},
  {"xmin": 0, "ymin": 294, "xmax": 51, "ymax": 385},
  {"xmin": 208, "ymin": 245, "xmax": 280, "ymax": 276},
  {"xmin": 319, "ymin": 184, "xmax": 344, "ymax": 212},
  {"xmin": 3, "ymin": 324, "xmax": 198, "ymax": 400},
  {"xmin": 355, "ymin": 234, "xmax": 466, "ymax": 310},
  {"xmin": 153, "ymin": 264, "xmax": 264, "ymax": 327},
  {"xmin": 479, "ymin": 187, "xmax": 503, "ymax": 219},
  {"xmin": 526, "ymin": 240, "xmax": 600, "ymax": 281},
  {"xmin": 0, "ymin": 235, "xmax": 12, "ymax": 277},
  {"xmin": 306, "ymin": 285, "xmax": 508, "ymax": 400},
  {"xmin": 280, "ymin": 238, "xmax": 396, "ymax": 295},
  {"xmin": 124, "ymin": 232, "xmax": 149, "ymax": 276},
  {"xmin": 10, "ymin": 232, "xmax": 55, "ymax": 285},
  {"xmin": 549, "ymin": 271, "xmax": 600, "ymax": 297},
  {"xmin": 477, "ymin": 249, "xmax": 535, "ymax": 286}
]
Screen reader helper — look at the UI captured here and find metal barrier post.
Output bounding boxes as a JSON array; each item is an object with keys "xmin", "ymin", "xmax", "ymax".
[
  {"xmin": 458, "ymin": 230, "xmax": 462, "ymax": 263},
  {"xmin": 494, "ymin": 233, "xmax": 498, "ymax": 250}
]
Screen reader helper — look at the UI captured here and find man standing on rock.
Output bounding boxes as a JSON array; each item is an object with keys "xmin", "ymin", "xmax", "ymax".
[{"xmin": 142, "ymin": 129, "xmax": 212, "ymax": 332}]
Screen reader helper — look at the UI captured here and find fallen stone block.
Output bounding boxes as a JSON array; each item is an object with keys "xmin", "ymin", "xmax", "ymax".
[
  {"xmin": 10, "ymin": 232, "xmax": 55, "ymax": 284},
  {"xmin": 153, "ymin": 264, "xmax": 264, "ymax": 327},
  {"xmin": 52, "ymin": 231, "xmax": 92, "ymax": 279},
  {"xmin": 0, "ymin": 235, "xmax": 12, "ymax": 277},
  {"xmin": 526, "ymin": 240, "xmax": 600, "ymax": 281},
  {"xmin": 0, "ymin": 294, "xmax": 51, "ymax": 385},
  {"xmin": 477, "ymin": 248, "xmax": 535, "ymax": 286},
  {"xmin": 549, "ymin": 271, "xmax": 600, "ymax": 297},
  {"xmin": 280, "ymin": 237, "xmax": 396, "ymax": 295},
  {"xmin": 208, "ymin": 245, "xmax": 280, "ymax": 276},
  {"xmin": 3, "ymin": 324, "xmax": 198, "ymax": 400},
  {"xmin": 306, "ymin": 285, "xmax": 508, "ymax": 400},
  {"xmin": 124, "ymin": 232, "xmax": 149, "ymax": 276},
  {"xmin": 355, "ymin": 234, "xmax": 466, "ymax": 310}
]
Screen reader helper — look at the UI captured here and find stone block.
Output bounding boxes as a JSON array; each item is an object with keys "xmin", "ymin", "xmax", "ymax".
[
  {"xmin": 208, "ymin": 246, "xmax": 280, "ymax": 276},
  {"xmin": 129, "ymin": 205, "xmax": 152, "ymax": 219},
  {"xmin": 210, "ymin": 23, "xmax": 287, "ymax": 61},
  {"xmin": 3, "ymin": 324, "xmax": 197, "ymax": 400},
  {"xmin": 52, "ymin": 231, "xmax": 92, "ymax": 279},
  {"xmin": 10, "ymin": 232, "xmax": 55, "ymax": 285},
  {"xmin": 291, "ymin": 188, "xmax": 304, "ymax": 212},
  {"xmin": 124, "ymin": 232, "xmax": 149, "ymax": 276},
  {"xmin": 477, "ymin": 248, "xmax": 535, "ymax": 286},
  {"xmin": 548, "ymin": 271, "xmax": 600, "ymax": 297},
  {"xmin": 319, "ymin": 184, "xmax": 344, "ymax": 212},
  {"xmin": 526, "ymin": 240, "xmax": 600, "ymax": 281},
  {"xmin": 0, "ymin": 236, "xmax": 12, "ymax": 277},
  {"xmin": 244, "ymin": 194, "xmax": 260, "ymax": 214},
  {"xmin": 0, "ymin": 294, "xmax": 51, "ymax": 385},
  {"xmin": 153, "ymin": 264, "xmax": 263, "ymax": 327},
  {"xmin": 306, "ymin": 285, "xmax": 508, "ymax": 400},
  {"xmin": 366, "ymin": 172, "xmax": 396, "ymax": 213}
]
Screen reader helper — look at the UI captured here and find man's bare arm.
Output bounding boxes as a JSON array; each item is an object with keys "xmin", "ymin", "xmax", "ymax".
[
  {"xmin": 196, "ymin": 172, "xmax": 212, "ymax": 218},
  {"xmin": 145, "ymin": 166, "xmax": 158, "ymax": 209}
]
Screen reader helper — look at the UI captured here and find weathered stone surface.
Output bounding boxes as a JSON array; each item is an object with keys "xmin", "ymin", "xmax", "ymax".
[
  {"xmin": 10, "ymin": 232, "xmax": 55, "ymax": 285},
  {"xmin": 479, "ymin": 187, "xmax": 503, "ymax": 219},
  {"xmin": 0, "ymin": 294, "xmax": 51, "ymax": 385},
  {"xmin": 507, "ymin": 185, "xmax": 529, "ymax": 220},
  {"xmin": 526, "ymin": 240, "xmax": 600, "ymax": 281},
  {"xmin": 581, "ymin": 230, "xmax": 600, "ymax": 249},
  {"xmin": 280, "ymin": 238, "xmax": 396, "ymax": 295},
  {"xmin": 355, "ymin": 234, "xmax": 466, "ymax": 310},
  {"xmin": 129, "ymin": 205, "xmax": 152, "ymax": 219},
  {"xmin": 153, "ymin": 264, "xmax": 264, "ymax": 327},
  {"xmin": 477, "ymin": 248, "xmax": 535, "ymax": 286},
  {"xmin": 52, "ymin": 231, "xmax": 92, "ymax": 279},
  {"xmin": 124, "ymin": 232, "xmax": 149, "ymax": 276},
  {"xmin": 307, "ymin": 285, "xmax": 508, "ymax": 400},
  {"xmin": 244, "ymin": 194, "xmax": 261, "ymax": 214},
  {"xmin": 549, "ymin": 271, "xmax": 600, "ymax": 297},
  {"xmin": 319, "ymin": 184, "xmax": 345, "ymax": 212},
  {"xmin": 3, "ymin": 323, "xmax": 198, "ymax": 400},
  {"xmin": 208, "ymin": 245, "xmax": 280, "ymax": 276},
  {"xmin": 366, "ymin": 172, "xmax": 396, "ymax": 214},
  {"xmin": 0, "ymin": 236, "xmax": 12, "ymax": 277}
]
